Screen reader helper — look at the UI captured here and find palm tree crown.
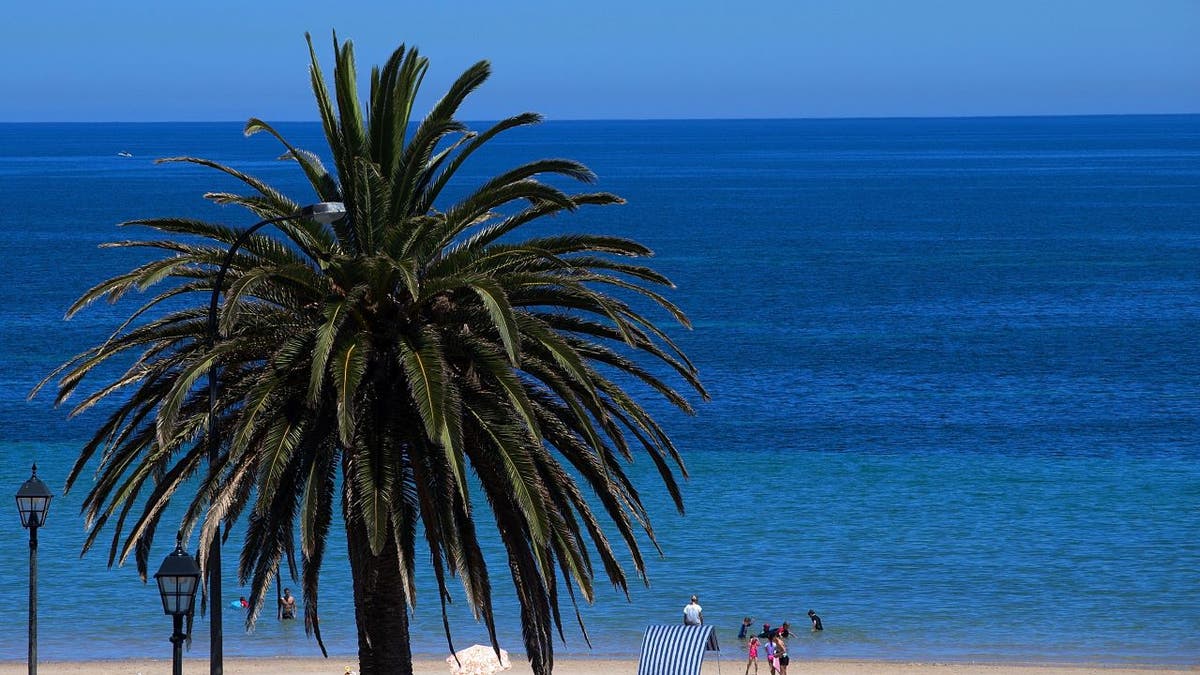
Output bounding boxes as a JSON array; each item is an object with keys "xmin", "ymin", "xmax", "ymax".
[{"xmin": 40, "ymin": 33, "xmax": 706, "ymax": 675}]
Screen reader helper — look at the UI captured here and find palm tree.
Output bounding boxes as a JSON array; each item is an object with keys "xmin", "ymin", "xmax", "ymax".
[{"xmin": 39, "ymin": 34, "xmax": 705, "ymax": 675}]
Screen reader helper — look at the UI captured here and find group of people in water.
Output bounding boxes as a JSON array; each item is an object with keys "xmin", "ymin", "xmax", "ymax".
[
  {"xmin": 681, "ymin": 595, "xmax": 823, "ymax": 675},
  {"xmin": 227, "ymin": 588, "xmax": 298, "ymax": 620},
  {"xmin": 738, "ymin": 612, "xmax": 823, "ymax": 675}
]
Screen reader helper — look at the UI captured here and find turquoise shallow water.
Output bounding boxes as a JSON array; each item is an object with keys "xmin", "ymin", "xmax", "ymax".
[{"xmin": 1, "ymin": 116, "xmax": 1198, "ymax": 664}]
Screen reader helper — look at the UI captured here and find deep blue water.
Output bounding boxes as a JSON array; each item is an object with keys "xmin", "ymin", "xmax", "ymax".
[{"xmin": 0, "ymin": 116, "xmax": 1198, "ymax": 665}]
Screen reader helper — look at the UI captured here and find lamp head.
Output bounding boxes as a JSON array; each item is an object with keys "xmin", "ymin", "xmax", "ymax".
[
  {"xmin": 154, "ymin": 531, "xmax": 202, "ymax": 616},
  {"xmin": 15, "ymin": 463, "xmax": 52, "ymax": 529},
  {"xmin": 299, "ymin": 201, "xmax": 346, "ymax": 224}
]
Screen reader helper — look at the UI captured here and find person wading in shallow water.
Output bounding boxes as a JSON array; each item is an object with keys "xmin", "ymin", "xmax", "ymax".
[
  {"xmin": 808, "ymin": 609, "xmax": 823, "ymax": 631},
  {"xmin": 279, "ymin": 588, "xmax": 297, "ymax": 620}
]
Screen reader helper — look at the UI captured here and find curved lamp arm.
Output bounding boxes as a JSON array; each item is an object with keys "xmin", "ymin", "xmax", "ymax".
[
  {"xmin": 206, "ymin": 202, "xmax": 346, "ymax": 342},
  {"xmin": 199, "ymin": 201, "xmax": 343, "ymax": 672}
]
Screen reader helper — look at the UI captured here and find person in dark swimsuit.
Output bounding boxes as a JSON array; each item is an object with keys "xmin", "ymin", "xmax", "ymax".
[
  {"xmin": 773, "ymin": 634, "xmax": 790, "ymax": 675},
  {"xmin": 807, "ymin": 609, "xmax": 823, "ymax": 631}
]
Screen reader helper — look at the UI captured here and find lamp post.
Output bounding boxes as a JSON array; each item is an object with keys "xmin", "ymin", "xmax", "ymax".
[
  {"xmin": 204, "ymin": 201, "xmax": 345, "ymax": 675},
  {"xmin": 16, "ymin": 464, "xmax": 52, "ymax": 675},
  {"xmin": 155, "ymin": 532, "xmax": 202, "ymax": 675}
]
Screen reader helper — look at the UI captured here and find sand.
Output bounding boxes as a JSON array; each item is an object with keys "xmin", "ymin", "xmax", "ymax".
[{"xmin": 0, "ymin": 657, "xmax": 1193, "ymax": 675}]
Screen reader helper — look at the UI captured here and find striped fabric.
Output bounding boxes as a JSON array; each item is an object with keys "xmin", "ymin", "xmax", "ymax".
[{"xmin": 636, "ymin": 624, "xmax": 720, "ymax": 675}]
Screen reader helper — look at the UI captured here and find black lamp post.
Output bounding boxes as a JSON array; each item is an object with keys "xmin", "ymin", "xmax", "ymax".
[
  {"xmin": 155, "ymin": 532, "xmax": 202, "ymax": 675},
  {"xmin": 204, "ymin": 201, "xmax": 345, "ymax": 675},
  {"xmin": 16, "ymin": 464, "xmax": 52, "ymax": 675}
]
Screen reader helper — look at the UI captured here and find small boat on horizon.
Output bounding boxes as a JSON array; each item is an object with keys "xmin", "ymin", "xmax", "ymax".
[{"xmin": 117, "ymin": 151, "xmax": 133, "ymax": 157}]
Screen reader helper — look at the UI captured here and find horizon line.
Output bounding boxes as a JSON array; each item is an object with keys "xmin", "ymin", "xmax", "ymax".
[{"xmin": 2, "ymin": 111, "xmax": 1198, "ymax": 125}]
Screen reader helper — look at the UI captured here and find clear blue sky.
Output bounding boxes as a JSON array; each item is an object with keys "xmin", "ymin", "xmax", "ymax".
[{"xmin": 2, "ymin": 0, "xmax": 1197, "ymax": 122}]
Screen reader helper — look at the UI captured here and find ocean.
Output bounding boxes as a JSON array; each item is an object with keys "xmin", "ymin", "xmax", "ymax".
[{"xmin": 0, "ymin": 116, "xmax": 1197, "ymax": 665}]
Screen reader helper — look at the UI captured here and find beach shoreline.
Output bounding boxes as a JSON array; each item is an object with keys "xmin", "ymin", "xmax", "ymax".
[{"xmin": 0, "ymin": 656, "xmax": 1194, "ymax": 674}]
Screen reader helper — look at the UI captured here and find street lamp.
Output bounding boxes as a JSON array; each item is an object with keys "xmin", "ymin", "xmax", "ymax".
[
  {"xmin": 155, "ymin": 532, "xmax": 202, "ymax": 675},
  {"xmin": 15, "ymin": 464, "xmax": 52, "ymax": 675},
  {"xmin": 204, "ymin": 201, "xmax": 345, "ymax": 674}
]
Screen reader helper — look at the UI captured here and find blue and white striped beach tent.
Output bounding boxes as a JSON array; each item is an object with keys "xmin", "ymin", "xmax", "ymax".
[{"xmin": 637, "ymin": 624, "xmax": 720, "ymax": 675}]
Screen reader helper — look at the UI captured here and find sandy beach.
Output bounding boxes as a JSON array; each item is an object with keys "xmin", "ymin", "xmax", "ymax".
[{"xmin": 0, "ymin": 657, "xmax": 1193, "ymax": 675}]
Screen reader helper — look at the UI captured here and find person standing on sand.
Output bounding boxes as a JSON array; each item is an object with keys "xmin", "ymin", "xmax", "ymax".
[
  {"xmin": 773, "ymin": 634, "xmax": 790, "ymax": 675},
  {"xmin": 762, "ymin": 637, "xmax": 778, "ymax": 675},
  {"xmin": 744, "ymin": 635, "xmax": 760, "ymax": 675},
  {"xmin": 808, "ymin": 609, "xmax": 823, "ymax": 631},
  {"xmin": 683, "ymin": 595, "xmax": 703, "ymax": 625}
]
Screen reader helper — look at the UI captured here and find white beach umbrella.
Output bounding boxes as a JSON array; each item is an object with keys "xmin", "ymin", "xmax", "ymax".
[{"xmin": 446, "ymin": 644, "xmax": 512, "ymax": 675}]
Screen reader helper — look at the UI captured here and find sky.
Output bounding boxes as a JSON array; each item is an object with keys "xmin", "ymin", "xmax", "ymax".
[{"xmin": 1, "ymin": 0, "xmax": 1197, "ymax": 122}]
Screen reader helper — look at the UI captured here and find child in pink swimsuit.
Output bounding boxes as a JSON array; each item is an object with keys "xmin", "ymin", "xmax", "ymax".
[{"xmin": 744, "ymin": 636, "xmax": 760, "ymax": 675}]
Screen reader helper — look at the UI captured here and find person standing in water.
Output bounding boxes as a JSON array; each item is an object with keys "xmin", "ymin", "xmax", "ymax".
[
  {"xmin": 279, "ymin": 588, "xmax": 298, "ymax": 620},
  {"xmin": 808, "ymin": 609, "xmax": 823, "ymax": 631},
  {"xmin": 683, "ymin": 595, "xmax": 703, "ymax": 625}
]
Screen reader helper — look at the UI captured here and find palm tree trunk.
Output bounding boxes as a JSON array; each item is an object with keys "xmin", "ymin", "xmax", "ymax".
[{"xmin": 345, "ymin": 514, "xmax": 413, "ymax": 675}]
